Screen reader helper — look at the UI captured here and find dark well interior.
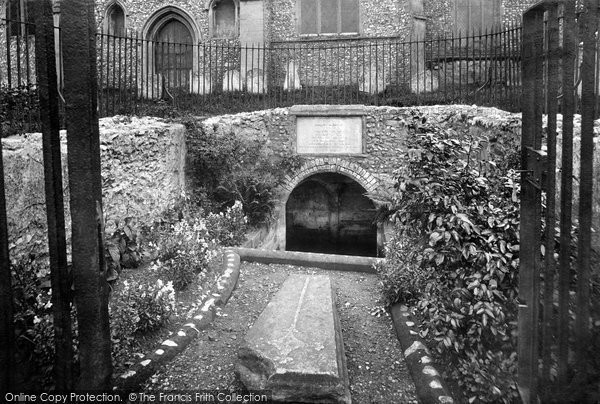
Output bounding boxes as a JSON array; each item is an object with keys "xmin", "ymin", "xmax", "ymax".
[{"xmin": 285, "ymin": 173, "xmax": 378, "ymax": 257}]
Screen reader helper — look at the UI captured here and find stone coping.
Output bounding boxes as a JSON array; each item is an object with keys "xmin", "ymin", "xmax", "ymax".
[
  {"xmin": 234, "ymin": 247, "xmax": 381, "ymax": 273},
  {"xmin": 114, "ymin": 250, "xmax": 241, "ymax": 393},
  {"xmin": 390, "ymin": 304, "xmax": 454, "ymax": 404}
]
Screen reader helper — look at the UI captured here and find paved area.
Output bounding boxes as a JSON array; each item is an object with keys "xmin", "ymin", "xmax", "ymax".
[{"xmin": 144, "ymin": 262, "xmax": 417, "ymax": 404}]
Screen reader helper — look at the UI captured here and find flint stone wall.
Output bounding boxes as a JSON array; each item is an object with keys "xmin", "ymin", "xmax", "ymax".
[{"xmin": 2, "ymin": 116, "xmax": 186, "ymax": 261}]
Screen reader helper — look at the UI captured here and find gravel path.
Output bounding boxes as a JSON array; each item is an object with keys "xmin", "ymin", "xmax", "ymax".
[{"xmin": 143, "ymin": 262, "xmax": 417, "ymax": 403}]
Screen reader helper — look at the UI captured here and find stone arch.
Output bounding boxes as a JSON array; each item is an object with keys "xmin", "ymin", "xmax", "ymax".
[
  {"xmin": 142, "ymin": 5, "xmax": 200, "ymax": 43},
  {"xmin": 271, "ymin": 158, "xmax": 383, "ymax": 253},
  {"xmin": 140, "ymin": 6, "xmax": 200, "ymax": 94},
  {"xmin": 281, "ymin": 158, "xmax": 380, "ymax": 206}
]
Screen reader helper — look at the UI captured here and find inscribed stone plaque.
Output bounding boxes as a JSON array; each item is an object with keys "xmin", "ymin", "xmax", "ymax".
[{"xmin": 297, "ymin": 116, "xmax": 363, "ymax": 154}]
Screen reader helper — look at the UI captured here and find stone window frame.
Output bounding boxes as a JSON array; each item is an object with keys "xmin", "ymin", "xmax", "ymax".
[
  {"xmin": 104, "ymin": 0, "xmax": 127, "ymax": 36},
  {"xmin": 141, "ymin": 5, "xmax": 200, "ymax": 89},
  {"xmin": 4, "ymin": 0, "xmax": 33, "ymax": 37},
  {"xmin": 207, "ymin": 0, "xmax": 239, "ymax": 39},
  {"xmin": 453, "ymin": 0, "xmax": 502, "ymax": 36},
  {"xmin": 296, "ymin": 0, "xmax": 361, "ymax": 38}
]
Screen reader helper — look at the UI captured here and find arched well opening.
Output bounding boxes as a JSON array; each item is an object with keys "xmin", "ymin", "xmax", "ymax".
[{"xmin": 285, "ymin": 172, "xmax": 377, "ymax": 257}]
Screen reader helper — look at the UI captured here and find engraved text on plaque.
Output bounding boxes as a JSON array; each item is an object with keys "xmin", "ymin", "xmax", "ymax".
[{"xmin": 296, "ymin": 116, "xmax": 363, "ymax": 154}]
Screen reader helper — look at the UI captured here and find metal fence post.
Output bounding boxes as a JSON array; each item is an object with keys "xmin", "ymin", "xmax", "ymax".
[
  {"xmin": 60, "ymin": 0, "xmax": 112, "ymax": 390},
  {"xmin": 31, "ymin": 0, "xmax": 73, "ymax": 392},
  {"xmin": 0, "ymin": 106, "xmax": 14, "ymax": 396}
]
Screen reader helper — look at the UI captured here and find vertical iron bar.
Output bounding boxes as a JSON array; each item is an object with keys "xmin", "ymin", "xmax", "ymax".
[
  {"xmin": 0, "ymin": 100, "xmax": 14, "ymax": 395},
  {"xmin": 32, "ymin": 0, "xmax": 73, "ymax": 391},
  {"xmin": 473, "ymin": 27, "xmax": 477, "ymax": 106},
  {"xmin": 134, "ymin": 30, "xmax": 139, "ymax": 115},
  {"xmin": 458, "ymin": 31, "xmax": 468, "ymax": 102},
  {"xmin": 24, "ymin": 20, "xmax": 31, "ymax": 87},
  {"xmin": 61, "ymin": 0, "xmax": 111, "ymax": 390},
  {"xmin": 111, "ymin": 32, "xmax": 116, "ymax": 115},
  {"xmin": 541, "ymin": 4, "xmax": 559, "ymax": 397},
  {"xmin": 558, "ymin": 0, "xmax": 576, "ymax": 386},
  {"xmin": 0, "ymin": 19, "xmax": 15, "ymax": 391},
  {"xmin": 118, "ymin": 32, "xmax": 122, "ymax": 112},
  {"xmin": 502, "ymin": 24, "xmax": 508, "ymax": 108},
  {"xmin": 575, "ymin": 0, "xmax": 599, "ymax": 372},
  {"xmin": 416, "ymin": 35, "xmax": 420, "ymax": 104},
  {"xmin": 518, "ymin": 7, "xmax": 545, "ymax": 404},
  {"xmin": 105, "ymin": 28, "xmax": 110, "ymax": 115},
  {"xmin": 16, "ymin": 18, "xmax": 22, "ymax": 87},
  {"xmin": 6, "ymin": 18, "xmax": 13, "ymax": 89},
  {"xmin": 99, "ymin": 28, "xmax": 104, "ymax": 117}
]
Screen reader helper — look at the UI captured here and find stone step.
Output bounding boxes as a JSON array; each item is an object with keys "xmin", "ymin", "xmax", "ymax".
[{"xmin": 236, "ymin": 274, "xmax": 351, "ymax": 404}]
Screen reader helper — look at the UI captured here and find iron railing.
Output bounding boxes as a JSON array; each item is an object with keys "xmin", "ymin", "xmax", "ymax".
[
  {"xmin": 519, "ymin": 1, "xmax": 600, "ymax": 403},
  {"xmin": 2, "ymin": 18, "xmax": 522, "ymax": 135}
]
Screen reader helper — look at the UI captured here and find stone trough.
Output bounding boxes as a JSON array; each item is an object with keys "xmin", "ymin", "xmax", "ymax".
[{"xmin": 236, "ymin": 274, "xmax": 351, "ymax": 404}]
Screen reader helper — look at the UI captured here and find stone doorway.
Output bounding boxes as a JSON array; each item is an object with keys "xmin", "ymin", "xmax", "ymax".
[{"xmin": 285, "ymin": 173, "xmax": 377, "ymax": 257}]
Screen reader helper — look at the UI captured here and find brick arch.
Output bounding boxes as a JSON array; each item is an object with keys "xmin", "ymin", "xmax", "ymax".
[{"xmin": 280, "ymin": 158, "xmax": 381, "ymax": 204}]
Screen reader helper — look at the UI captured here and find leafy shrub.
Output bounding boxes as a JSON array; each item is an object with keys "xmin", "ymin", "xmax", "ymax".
[
  {"xmin": 205, "ymin": 200, "xmax": 248, "ymax": 246},
  {"xmin": 11, "ymin": 257, "xmax": 65, "ymax": 390},
  {"xmin": 183, "ymin": 118, "xmax": 302, "ymax": 225},
  {"xmin": 153, "ymin": 216, "xmax": 215, "ymax": 290},
  {"xmin": 109, "ymin": 279, "xmax": 175, "ymax": 359},
  {"xmin": 376, "ymin": 111, "xmax": 521, "ymax": 403},
  {"xmin": 105, "ymin": 217, "xmax": 143, "ymax": 281}
]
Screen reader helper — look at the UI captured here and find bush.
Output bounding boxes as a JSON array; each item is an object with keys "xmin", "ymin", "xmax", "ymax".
[
  {"xmin": 11, "ymin": 257, "xmax": 64, "ymax": 390},
  {"xmin": 206, "ymin": 200, "xmax": 248, "ymax": 246},
  {"xmin": 183, "ymin": 118, "xmax": 302, "ymax": 225},
  {"xmin": 110, "ymin": 279, "xmax": 175, "ymax": 359},
  {"xmin": 152, "ymin": 215, "xmax": 215, "ymax": 291},
  {"xmin": 105, "ymin": 217, "xmax": 143, "ymax": 281},
  {"xmin": 376, "ymin": 112, "xmax": 521, "ymax": 403},
  {"xmin": 112, "ymin": 278, "xmax": 175, "ymax": 333}
]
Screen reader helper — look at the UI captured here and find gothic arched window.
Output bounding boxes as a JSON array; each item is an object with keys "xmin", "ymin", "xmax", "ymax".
[
  {"xmin": 105, "ymin": 2, "xmax": 126, "ymax": 36},
  {"xmin": 210, "ymin": 0, "xmax": 238, "ymax": 39}
]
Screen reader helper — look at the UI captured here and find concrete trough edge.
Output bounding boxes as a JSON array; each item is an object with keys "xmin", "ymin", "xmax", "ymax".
[
  {"xmin": 234, "ymin": 247, "xmax": 382, "ymax": 273},
  {"xmin": 390, "ymin": 304, "xmax": 454, "ymax": 404},
  {"xmin": 114, "ymin": 249, "xmax": 241, "ymax": 393}
]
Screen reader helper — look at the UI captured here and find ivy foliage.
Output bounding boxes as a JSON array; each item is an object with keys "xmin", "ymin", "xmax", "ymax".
[
  {"xmin": 377, "ymin": 110, "xmax": 521, "ymax": 403},
  {"xmin": 182, "ymin": 118, "xmax": 302, "ymax": 226}
]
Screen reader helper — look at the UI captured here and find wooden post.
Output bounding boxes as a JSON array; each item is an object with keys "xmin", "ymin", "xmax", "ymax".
[
  {"xmin": 31, "ymin": 0, "xmax": 74, "ymax": 391},
  {"xmin": 60, "ymin": 0, "xmax": 112, "ymax": 390}
]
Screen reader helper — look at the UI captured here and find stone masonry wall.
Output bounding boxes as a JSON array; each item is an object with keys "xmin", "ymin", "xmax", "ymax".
[
  {"xmin": 2, "ymin": 116, "xmax": 186, "ymax": 261},
  {"xmin": 192, "ymin": 106, "xmax": 412, "ymax": 189},
  {"xmin": 265, "ymin": 0, "xmax": 412, "ymax": 43},
  {"xmin": 189, "ymin": 104, "xmax": 526, "ymax": 249},
  {"xmin": 95, "ymin": 0, "xmax": 209, "ymax": 40},
  {"xmin": 423, "ymin": 0, "xmax": 536, "ymax": 39}
]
